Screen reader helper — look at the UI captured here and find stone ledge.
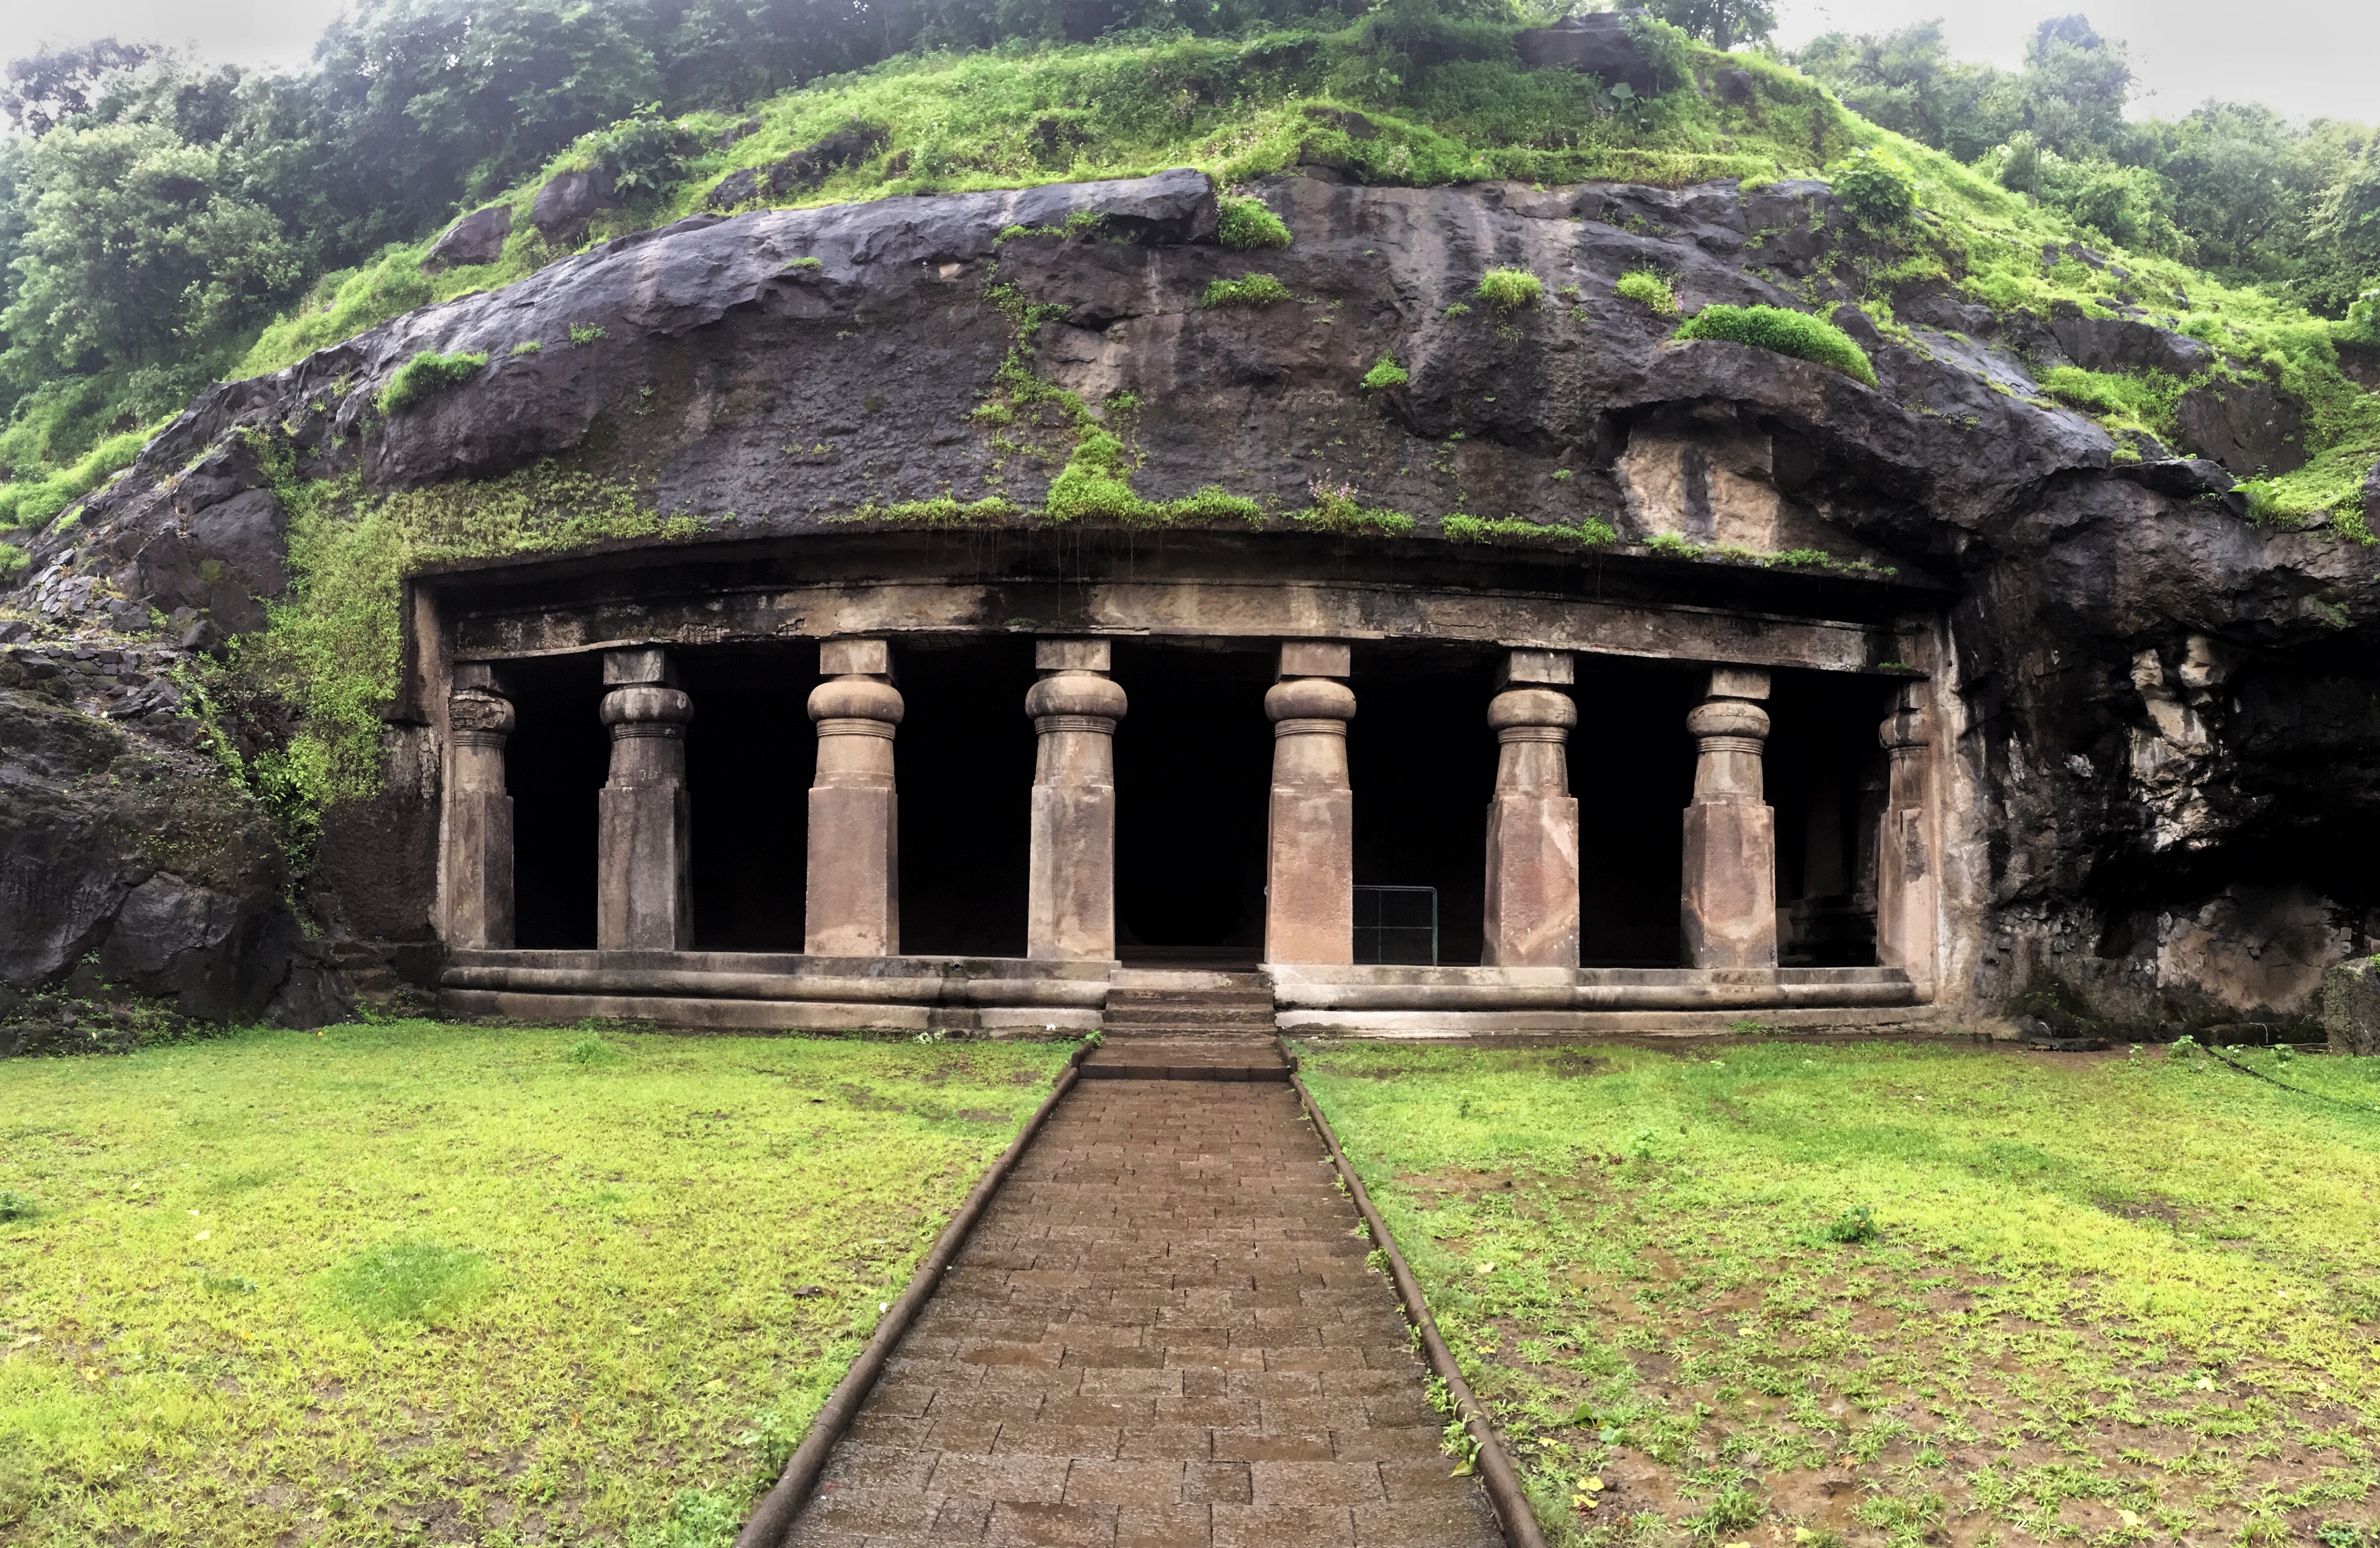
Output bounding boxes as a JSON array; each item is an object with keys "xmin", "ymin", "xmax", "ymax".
[
  {"xmin": 1280, "ymin": 1003, "xmax": 1953, "ymax": 1039},
  {"xmin": 440, "ymin": 987, "xmax": 1100, "ymax": 1033},
  {"xmin": 1268, "ymin": 963, "xmax": 1917, "ymax": 1012},
  {"xmin": 443, "ymin": 950, "xmax": 1114, "ymax": 1006}
]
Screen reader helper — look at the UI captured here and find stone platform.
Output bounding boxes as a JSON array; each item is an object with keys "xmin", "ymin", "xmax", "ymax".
[{"xmin": 781, "ymin": 1076, "xmax": 1503, "ymax": 1547}]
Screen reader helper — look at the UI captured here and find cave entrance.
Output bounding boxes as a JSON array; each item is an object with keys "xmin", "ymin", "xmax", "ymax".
[
  {"xmin": 1768, "ymin": 669, "xmax": 1892, "ymax": 967},
  {"xmin": 677, "ymin": 646, "xmax": 810, "ymax": 952},
  {"xmin": 504, "ymin": 651, "xmax": 608, "ymax": 951},
  {"xmin": 1111, "ymin": 641, "xmax": 1274, "ymax": 963},
  {"xmin": 1573, "ymin": 657, "xmax": 1703, "ymax": 967},
  {"xmin": 894, "ymin": 635, "xmax": 1038, "ymax": 957},
  {"xmin": 1349, "ymin": 644, "xmax": 1501, "ymax": 966}
]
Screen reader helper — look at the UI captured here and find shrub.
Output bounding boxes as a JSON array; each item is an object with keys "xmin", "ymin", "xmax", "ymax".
[
  {"xmin": 1673, "ymin": 304, "xmax": 1878, "ymax": 386},
  {"xmin": 1614, "ymin": 268, "xmax": 1679, "ymax": 317},
  {"xmin": 1475, "ymin": 267, "xmax": 1542, "ymax": 313},
  {"xmin": 1217, "ymin": 192, "xmax": 1291, "ymax": 250},
  {"xmin": 1443, "ymin": 302, "xmax": 1472, "ymax": 319},
  {"xmin": 1832, "ymin": 145, "xmax": 1917, "ymax": 225},
  {"xmin": 0, "ymin": 1191, "xmax": 35, "ymax": 1221},
  {"xmin": 1202, "ymin": 274, "xmax": 1294, "ymax": 308},
  {"xmin": 2343, "ymin": 284, "xmax": 2379, "ymax": 344},
  {"xmin": 1361, "ymin": 355, "xmax": 1410, "ymax": 391},
  {"xmin": 375, "ymin": 350, "xmax": 487, "ymax": 414},
  {"xmin": 0, "ymin": 544, "xmax": 27, "ymax": 579},
  {"xmin": 509, "ymin": 340, "xmax": 542, "ymax": 355},
  {"xmin": 1824, "ymin": 1204, "xmax": 1879, "ymax": 1243},
  {"xmin": 569, "ymin": 323, "xmax": 606, "ymax": 346}
]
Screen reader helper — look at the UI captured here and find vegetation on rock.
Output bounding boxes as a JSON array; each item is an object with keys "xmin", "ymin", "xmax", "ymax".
[
  {"xmin": 1215, "ymin": 190, "xmax": 1292, "ymax": 250},
  {"xmin": 372, "ymin": 350, "xmax": 487, "ymax": 415},
  {"xmin": 1612, "ymin": 268, "xmax": 1680, "ymax": 318},
  {"xmin": 1201, "ymin": 273, "xmax": 1295, "ymax": 309},
  {"xmin": 1673, "ymin": 303, "xmax": 1880, "ymax": 387}
]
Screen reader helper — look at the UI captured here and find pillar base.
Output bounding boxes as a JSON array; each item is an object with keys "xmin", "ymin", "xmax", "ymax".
[
  {"xmin": 1482, "ymin": 794, "xmax": 1580, "ymax": 967},
  {"xmin": 447, "ymin": 790, "xmax": 516, "ymax": 950},
  {"xmin": 806, "ymin": 785, "xmax": 899, "ymax": 956},
  {"xmin": 598, "ymin": 787, "xmax": 693, "ymax": 952},
  {"xmin": 1682, "ymin": 799, "xmax": 1777, "ymax": 969}
]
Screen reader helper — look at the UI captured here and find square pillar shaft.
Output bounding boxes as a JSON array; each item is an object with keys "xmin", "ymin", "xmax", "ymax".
[
  {"xmin": 1027, "ymin": 639, "xmax": 1125, "ymax": 960},
  {"xmin": 1681, "ymin": 666, "xmax": 1777, "ymax": 968},
  {"xmin": 444, "ymin": 665, "xmax": 515, "ymax": 950},
  {"xmin": 1877, "ymin": 683, "xmax": 1938, "ymax": 995},
  {"xmin": 597, "ymin": 649, "xmax": 693, "ymax": 952},
  {"xmin": 1265, "ymin": 642, "xmax": 1355, "ymax": 965},
  {"xmin": 1483, "ymin": 656, "xmax": 1580, "ymax": 967},
  {"xmin": 807, "ymin": 638, "xmax": 902, "ymax": 957}
]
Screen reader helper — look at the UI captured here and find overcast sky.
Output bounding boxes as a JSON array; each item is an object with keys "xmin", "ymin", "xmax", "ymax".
[{"xmin": 0, "ymin": 0, "xmax": 2373, "ymax": 126}]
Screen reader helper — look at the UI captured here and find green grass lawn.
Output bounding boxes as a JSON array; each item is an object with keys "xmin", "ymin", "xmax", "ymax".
[
  {"xmin": 1296, "ymin": 1038, "xmax": 2380, "ymax": 1548},
  {"xmin": 0, "ymin": 1021, "xmax": 1075, "ymax": 1546}
]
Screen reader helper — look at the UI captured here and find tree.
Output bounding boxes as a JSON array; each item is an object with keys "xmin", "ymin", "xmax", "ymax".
[
  {"xmin": 0, "ymin": 38, "xmax": 152, "ymax": 134},
  {"xmin": 1646, "ymin": 0, "xmax": 1774, "ymax": 52},
  {"xmin": 0, "ymin": 119, "xmax": 298, "ymax": 378},
  {"xmin": 2013, "ymin": 13, "xmax": 2129, "ymax": 158},
  {"xmin": 1791, "ymin": 20, "xmax": 2014, "ymax": 162},
  {"xmin": 2125, "ymin": 103, "xmax": 2320, "ymax": 282}
]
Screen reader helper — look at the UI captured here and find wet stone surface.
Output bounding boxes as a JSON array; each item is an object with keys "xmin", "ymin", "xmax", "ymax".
[{"xmin": 788, "ymin": 1078, "xmax": 1503, "ymax": 1547}]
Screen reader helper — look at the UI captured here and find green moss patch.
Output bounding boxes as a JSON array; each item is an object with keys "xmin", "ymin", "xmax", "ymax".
[
  {"xmin": 1298, "ymin": 1039, "xmax": 2380, "ymax": 1548},
  {"xmin": 1202, "ymin": 273, "xmax": 1294, "ymax": 309},
  {"xmin": 0, "ymin": 1022, "xmax": 1076, "ymax": 1544},
  {"xmin": 373, "ymin": 350, "xmax": 487, "ymax": 415},
  {"xmin": 1674, "ymin": 304, "xmax": 1879, "ymax": 387}
]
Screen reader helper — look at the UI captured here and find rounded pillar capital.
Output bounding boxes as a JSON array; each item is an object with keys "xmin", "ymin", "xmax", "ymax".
[
  {"xmin": 1686, "ymin": 698, "xmax": 1770, "ymax": 742},
  {"xmin": 1488, "ymin": 687, "xmax": 1576, "ymax": 740},
  {"xmin": 1265, "ymin": 677, "xmax": 1356, "ymax": 724},
  {"xmin": 450, "ymin": 685, "xmax": 516, "ymax": 742},
  {"xmin": 1026, "ymin": 670, "xmax": 1127, "ymax": 723},
  {"xmin": 600, "ymin": 684, "xmax": 693, "ymax": 736},
  {"xmin": 809, "ymin": 675, "xmax": 904, "ymax": 729}
]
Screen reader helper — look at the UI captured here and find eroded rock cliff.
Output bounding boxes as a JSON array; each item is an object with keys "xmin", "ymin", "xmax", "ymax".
[{"xmin": 5, "ymin": 166, "xmax": 2377, "ymax": 1038}]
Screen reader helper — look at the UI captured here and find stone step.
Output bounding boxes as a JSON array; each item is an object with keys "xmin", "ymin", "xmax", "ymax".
[
  {"xmin": 1079, "ymin": 1037, "xmax": 1287, "ymax": 1082},
  {"xmin": 1101, "ymin": 1006, "xmax": 1278, "ymax": 1029}
]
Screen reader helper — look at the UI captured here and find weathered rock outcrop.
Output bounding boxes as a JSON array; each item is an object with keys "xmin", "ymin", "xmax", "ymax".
[
  {"xmin": 6, "ymin": 165, "xmax": 2377, "ymax": 1037},
  {"xmin": 423, "ymin": 203, "xmax": 513, "ymax": 272}
]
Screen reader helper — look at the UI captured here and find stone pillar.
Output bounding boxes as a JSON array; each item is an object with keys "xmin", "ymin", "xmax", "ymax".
[
  {"xmin": 597, "ymin": 648, "xmax": 694, "ymax": 952},
  {"xmin": 1265, "ymin": 641, "xmax": 1356, "ymax": 965},
  {"xmin": 806, "ymin": 638, "xmax": 902, "ymax": 957},
  {"xmin": 1483, "ymin": 651, "xmax": 1580, "ymax": 967},
  {"xmin": 1027, "ymin": 639, "xmax": 1126, "ymax": 961},
  {"xmin": 1681, "ymin": 666, "xmax": 1776, "ymax": 969},
  {"xmin": 445, "ymin": 663, "xmax": 516, "ymax": 949},
  {"xmin": 1876, "ymin": 682, "xmax": 1937, "ymax": 994}
]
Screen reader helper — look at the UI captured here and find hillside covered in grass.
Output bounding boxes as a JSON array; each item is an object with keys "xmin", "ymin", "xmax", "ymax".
[{"xmin": 0, "ymin": 0, "xmax": 2375, "ymax": 555}]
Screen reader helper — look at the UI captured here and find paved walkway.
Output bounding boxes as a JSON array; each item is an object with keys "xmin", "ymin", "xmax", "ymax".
[{"xmin": 784, "ymin": 1077, "xmax": 1505, "ymax": 1547}]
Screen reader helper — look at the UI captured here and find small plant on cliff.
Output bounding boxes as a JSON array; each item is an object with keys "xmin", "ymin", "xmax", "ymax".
[
  {"xmin": 1203, "ymin": 274, "xmax": 1294, "ymax": 308},
  {"xmin": 1298, "ymin": 479, "xmax": 1413, "ymax": 536},
  {"xmin": 1475, "ymin": 267, "xmax": 1542, "ymax": 313},
  {"xmin": 569, "ymin": 322, "xmax": 606, "ymax": 346},
  {"xmin": 374, "ymin": 350, "xmax": 487, "ymax": 415},
  {"xmin": 509, "ymin": 340, "xmax": 542, "ymax": 355},
  {"xmin": 1672, "ymin": 304, "xmax": 1878, "ymax": 387},
  {"xmin": 1615, "ymin": 268, "xmax": 1679, "ymax": 317},
  {"xmin": 1360, "ymin": 355, "xmax": 1410, "ymax": 391},
  {"xmin": 1217, "ymin": 191, "xmax": 1291, "ymax": 250},
  {"xmin": 1830, "ymin": 145, "xmax": 1917, "ymax": 225}
]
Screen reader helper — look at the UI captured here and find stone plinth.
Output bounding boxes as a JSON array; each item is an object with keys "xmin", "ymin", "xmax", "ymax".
[
  {"xmin": 2322, "ymin": 956, "xmax": 2380, "ymax": 1055},
  {"xmin": 597, "ymin": 649, "xmax": 694, "ymax": 952},
  {"xmin": 1265, "ymin": 642, "xmax": 1355, "ymax": 965},
  {"xmin": 444, "ymin": 664, "xmax": 515, "ymax": 949},
  {"xmin": 1876, "ymin": 682, "xmax": 1937, "ymax": 995},
  {"xmin": 1681, "ymin": 667, "xmax": 1776, "ymax": 968},
  {"xmin": 1482, "ymin": 666, "xmax": 1580, "ymax": 967},
  {"xmin": 807, "ymin": 638, "xmax": 902, "ymax": 956},
  {"xmin": 1026, "ymin": 639, "xmax": 1126, "ymax": 960}
]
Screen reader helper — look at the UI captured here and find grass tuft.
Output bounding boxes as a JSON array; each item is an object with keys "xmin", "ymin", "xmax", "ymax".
[
  {"xmin": 1216, "ymin": 191, "xmax": 1292, "ymax": 250},
  {"xmin": 1202, "ymin": 273, "xmax": 1294, "ymax": 308},
  {"xmin": 1476, "ymin": 267, "xmax": 1542, "ymax": 313},
  {"xmin": 1614, "ymin": 268, "xmax": 1679, "ymax": 318},
  {"xmin": 374, "ymin": 350, "xmax": 487, "ymax": 415},
  {"xmin": 323, "ymin": 1239, "xmax": 497, "ymax": 1327},
  {"xmin": 1673, "ymin": 304, "xmax": 1878, "ymax": 387}
]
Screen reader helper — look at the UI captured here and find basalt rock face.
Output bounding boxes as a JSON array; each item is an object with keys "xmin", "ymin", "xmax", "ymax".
[{"xmin": 8, "ymin": 166, "xmax": 2380, "ymax": 1035}]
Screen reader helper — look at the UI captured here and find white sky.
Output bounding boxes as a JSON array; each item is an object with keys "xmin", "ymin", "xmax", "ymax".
[{"xmin": 0, "ymin": 0, "xmax": 2372, "ymax": 126}]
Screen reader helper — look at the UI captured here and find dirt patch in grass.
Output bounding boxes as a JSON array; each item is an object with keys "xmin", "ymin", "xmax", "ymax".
[{"xmin": 1299, "ymin": 1039, "xmax": 2380, "ymax": 1548}]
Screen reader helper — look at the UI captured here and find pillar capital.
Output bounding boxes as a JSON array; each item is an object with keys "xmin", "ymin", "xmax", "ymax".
[
  {"xmin": 449, "ymin": 682, "xmax": 516, "ymax": 749},
  {"xmin": 1027, "ymin": 669, "xmax": 1127, "ymax": 727},
  {"xmin": 1265, "ymin": 676, "xmax": 1356, "ymax": 735}
]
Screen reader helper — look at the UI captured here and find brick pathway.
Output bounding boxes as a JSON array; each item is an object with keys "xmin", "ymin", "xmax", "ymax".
[{"xmin": 784, "ymin": 1078, "xmax": 1505, "ymax": 1547}]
